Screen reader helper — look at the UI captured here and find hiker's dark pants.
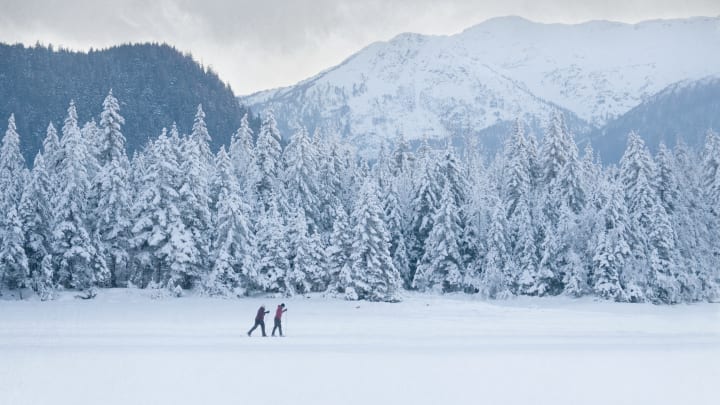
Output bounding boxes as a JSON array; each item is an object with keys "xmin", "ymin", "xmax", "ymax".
[
  {"xmin": 272, "ymin": 318, "xmax": 283, "ymax": 336},
  {"xmin": 248, "ymin": 319, "xmax": 266, "ymax": 336}
]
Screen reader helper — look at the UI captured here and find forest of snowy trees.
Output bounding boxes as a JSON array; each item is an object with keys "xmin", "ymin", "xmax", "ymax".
[{"xmin": 0, "ymin": 91, "xmax": 718, "ymax": 303}]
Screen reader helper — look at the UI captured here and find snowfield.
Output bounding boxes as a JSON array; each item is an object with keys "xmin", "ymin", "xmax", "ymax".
[{"xmin": 1, "ymin": 290, "xmax": 718, "ymax": 405}]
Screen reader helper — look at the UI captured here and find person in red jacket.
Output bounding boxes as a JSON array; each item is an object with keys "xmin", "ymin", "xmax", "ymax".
[
  {"xmin": 247, "ymin": 305, "xmax": 270, "ymax": 337},
  {"xmin": 272, "ymin": 303, "xmax": 287, "ymax": 337}
]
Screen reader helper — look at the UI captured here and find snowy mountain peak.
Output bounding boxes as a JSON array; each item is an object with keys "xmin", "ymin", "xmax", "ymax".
[{"xmin": 239, "ymin": 16, "xmax": 720, "ymax": 152}]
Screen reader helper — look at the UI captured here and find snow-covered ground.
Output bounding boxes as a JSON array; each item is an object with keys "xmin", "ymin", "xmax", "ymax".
[{"xmin": 1, "ymin": 290, "xmax": 718, "ymax": 405}]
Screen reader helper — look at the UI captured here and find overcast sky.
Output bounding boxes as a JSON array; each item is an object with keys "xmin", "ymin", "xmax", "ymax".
[{"xmin": 1, "ymin": 0, "xmax": 718, "ymax": 94}]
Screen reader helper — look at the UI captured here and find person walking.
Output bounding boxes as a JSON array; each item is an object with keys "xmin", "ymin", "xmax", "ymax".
[
  {"xmin": 272, "ymin": 303, "xmax": 287, "ymax": 337},
  {"xmin": 247, "ymin": 305, "xmax": 270, "ymax": 337}
]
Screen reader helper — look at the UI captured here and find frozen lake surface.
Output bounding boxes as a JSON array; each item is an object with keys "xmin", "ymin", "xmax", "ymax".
[{"xmin": 1, "ymin": 290, "xmax": 718, "ymax": 405}]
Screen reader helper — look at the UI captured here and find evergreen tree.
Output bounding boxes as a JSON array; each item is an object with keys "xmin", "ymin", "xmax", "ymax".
[
  {"xmin": 0, "ymin": 114, "xmax": 27, "ymax": 210},
  {"xmin": 0, "ymin": 114, "xmax": 28, "ymax": 291},
  {"xmin": 382, "ymin": 182, "xmax": 411, "ymax": 286},
  {"xmin": 283, "ymin": 127, "xmax": 320, "ymax": 232},
  {"xmin": 317, "ymin": 138, "xmax": 346, "ymax": 232},
  {"xmin": 204, "ymin": 148, "xmax": 257, "ymax": 296},
  {"xmin": 229, "ymin": 113, "xmax": 255, "ymax": 191},
  {"xmin": 345, "ymin": 180, "xmax": 402, "ymax": 302},
  {"xmin": 19, "ymin": 153, "xmax": 54, "ymax": 295},
  {"xmin": 513, "ymin": 201, "xmax": 545, "ymax": 295},
  {"xmin": 408, "ymin": 161, "xmax": 441, "ymax": 277},
  {"xmin": 540, "ymin": 111, "xmax": 572, "ymax": 186},
  {"xmin": 42, "ymin": 122, "xmax": 61, "ymax": 176},
  {"xmin": 94, "ymin": 91, "xmax": 132, "ymax": 286},
  {"xmin": 414, "ymin": 184, "xmax": 465, "ymax": 293},
  {"xmin": 502, "ymin": 119, "xmax": 532, "ymax": 219},
  {"xmin": 129, "ymin": 129, "xmax": 186, "ymax": 289},
  {"xmin": 655, "ymin": 143, "xmax": 680, "ymax": 214},
  {"xmin": 287, "ymin": 209, "xmax": 325, "ymax": 294},
  {"xmin": 701, "ymin": 130, "xmax": 720, "ymax": 215},
  {"xmin": 592, "ymin": 182, "xmax": 631, "ymax": 301},
  {"xmin": 647, "ymin": 199, "xmax": 681, "ymax": 303},
  {"xmin": 173, "ymin": 106, "xmax": 214, "ymax": 287},
  {"xmin": 437, "ymin": 144, "xmax": 468, "ymax": 207},
  {"xmin": 255, "ymin": 197, "xmax": 291, "ymax": 295},
  {"xmin": 53, "ymin": 101, "xmax": 108, "ymax": 290},
  {"xmin": 479, "ymin": 203, "xmax": 512, "ymax": 298},
  {"xmin": 254, "ymin": 110, "xmax": 283, "ymax": 211},
  {"xmin": 97, "ymin": 90, "xmax": 126, "ymax": 165},
  {"xmin": 326, "ymin": 204, "xmax": 353, "ymax": 293},
  {"xmin": 0, "ymin": 207, "xmax": 29, "ymax": 296}
]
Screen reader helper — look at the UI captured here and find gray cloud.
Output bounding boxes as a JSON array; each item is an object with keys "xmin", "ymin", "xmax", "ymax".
[{"xmin": 1, "ymin": 0, "xmax": 719, "ymax": 94}]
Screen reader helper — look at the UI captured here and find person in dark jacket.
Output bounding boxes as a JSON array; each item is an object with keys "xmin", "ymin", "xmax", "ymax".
[
  {"xmin": 272, "ymin": 303, "xmax": 287, "ymax": 337},
  {"xmin": 247, "ymin": 305, "xmax": 270, "ymax": 337}
]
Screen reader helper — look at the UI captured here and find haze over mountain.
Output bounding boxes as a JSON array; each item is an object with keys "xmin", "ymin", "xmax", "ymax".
[
  {"xmin": 592, "ymin": 76, "xmax": 720, "ymax": 162},
  {"xmin": 239, "ymin": 16, "xmax": 720, "ymax": 157}
]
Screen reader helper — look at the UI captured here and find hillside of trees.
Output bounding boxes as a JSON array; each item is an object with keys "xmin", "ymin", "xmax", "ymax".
[
  {"xmin": 0, "ymin": 92, "xmax": 718, "ymax": 303},
  {"xmin": 0, "ymin": 42, "xmax": 259, "ymax": 162},
  {"xmin": 591, "ymin": 77, "xmax": 720, "ymax": 163}
]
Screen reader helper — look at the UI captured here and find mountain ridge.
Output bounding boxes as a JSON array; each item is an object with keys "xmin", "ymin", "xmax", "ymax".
[
  {"xmin": 239, "ymin": 16, "xmax": 720, "ymax": 156},
  {"xmin": 0, "ymin": 42, "xmax": 259, "ymax": 162}
]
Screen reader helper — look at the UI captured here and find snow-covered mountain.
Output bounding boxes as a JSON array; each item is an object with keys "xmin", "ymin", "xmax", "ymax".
[{"xmin": 239, "ymin": 16, "xmax": 720, "ymax": 151}]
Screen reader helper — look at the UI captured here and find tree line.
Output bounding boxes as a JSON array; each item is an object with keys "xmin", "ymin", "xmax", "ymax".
[{"xmin": 0, "ymin": 91, "xmax": 718, "ymax": 303}]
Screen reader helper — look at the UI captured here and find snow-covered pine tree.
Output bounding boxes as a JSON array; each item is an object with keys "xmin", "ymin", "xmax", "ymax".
[
  {"xmin": 540, "ymin": 111, "xmax": 573, "ymax": 186},
  {"xmin": 326, "ymin": 204, "xmax": 353, "ymax": 293},
  {"xmin": 19, "ymin": 153, "xmax": 54, "ymax": 297},
  {"xmin": 479, "ymin": 202, "xmax": 512, "ymax": 299},
  {"xmin": 283, "ymin": 127, "xmax": 321, "ymax": 232},
  {"xmin": 646, "ymin": 197, "xmax": 681, "ymax": 303},
  {"xmin": 512, "ymin": 200, "xmax": 545, "ymax": 296},
  {"xmin": 701, "ymin": 130, "xmax": 720, "ymax": 216},
  {"xmin": 346, "ymin": 180, "xmax": 402, "ymax": 302},
  {"xmin": 502, "ymin": 119, "xmax": 532, "ymax": 219},
  {"xmin": 191, "ymin": 104, "xmax": 215, "ymax": 167},
  {"xmin": 255, "ymin": 196, "xmax": 291, "ymax": 295},
  {"xmin": 462, "ymin": 157, "xmax": 492, "ymax": 292},
  {"xmin": 437, "ymin": 143, "xmax": 468, "ymax": 207},
  {"xmin": 591, "ymin": 181, "xmax": 630, "ymax": 301},
  {"xmin": 286, "ymin": 208, "xmax": 326, "ymax": 294},
  {"xmin": 0, "ymin": 114, "xmax": 28, "ymax": 291},
  {"xmin": 53, "ymin": 101, "xmax": 109, "ymax": 290},
  {"xmin": 80, "ymin": 120, "xmax": 101, "ymax": 185},
  {"xmin": 129, "ymin": 129, "xmax": 186, "ymax": 289},
  {"xmin": 173, "ymin": 105, "xmax": 214, "ymax": 288},
  {"xmin": 94, "ymin": 90, "xmax": 132, "ymax": 286},
  {"xmin": 316, "ymin": 137, "xmax": 346, "ymax": 232},
  {"xmin": 655, "ymin": 143, "xmax": 680, "ymax": 215},
  {"xmin": 42, "ymin": 122, "xmax": 61, "ymax": 176},
  {"xmin": 0, "ymin": 114, "xmax": 27, "ymax": 211},
  {"xmin": 408, "ymin": 160, "xmax": 441, "ymax": 279},
  {"xmin": 0, "ymin": 207, "xmax": 29, "ymax": 296},
  {"xmin": 557, "ymin": 150, "xmax": 586, "ymax": 215},
  {"xmin": 382, "ymin": 181, "xmax": 411, "ymax": 286},
  {"xmin": 204, "ymin": 147, "xmax": 257, "ymax": 297},
  {"xmin": 254, "ymin": 110, "xmax": 283, "ymax": 211},
  {"xmin": 619, "ymin": 133, "xmax": 687, "ymax": 303},
  {"xmin": 673, "ymin": 141, "xmax": 716, "ymax": 301},
  {"xmin": 229, "ymin": 113, "xmax": 256, "ymax": 192},
  {"xmin": 413, "ymin": 183, "xmax": 465, "ymax": 293},
  {"xmin": 97, "ymin": 90, "xmax": 126, "ymax": 164},
  {"xmin": 620, "ymin": 131, "xmax": 657, "ymax": 216}
]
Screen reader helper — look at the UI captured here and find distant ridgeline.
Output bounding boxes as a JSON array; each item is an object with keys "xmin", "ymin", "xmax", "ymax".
[
  {"xmin": 0, "ymin": 42, "xmax": 259, "ymax": 162},
  {"xmin": 591, "ymin": 77, "xmax": 720, "ymax": 163}
]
